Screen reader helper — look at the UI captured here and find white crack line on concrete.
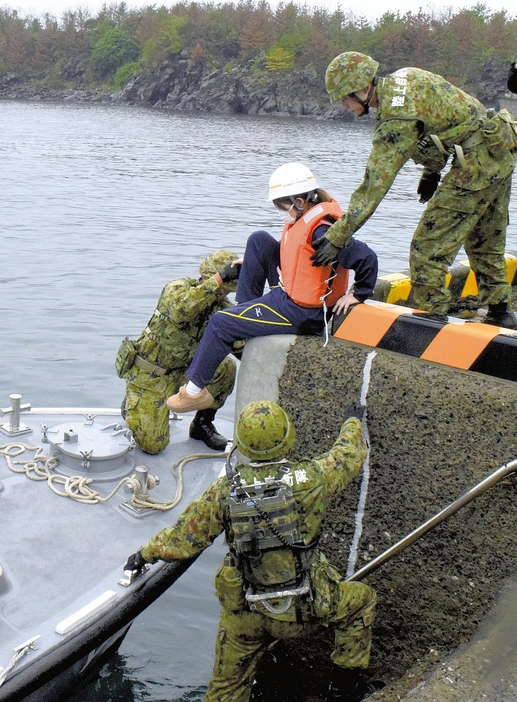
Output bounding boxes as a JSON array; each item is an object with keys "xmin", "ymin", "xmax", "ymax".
[{"xmin": 347, "ymin": 350, "xmax": 377, "ymax": 579}]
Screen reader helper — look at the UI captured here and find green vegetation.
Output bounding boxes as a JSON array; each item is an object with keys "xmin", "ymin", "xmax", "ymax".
[
  {"xmin": 0, "ymin": 1, "xmax": 515, "ymax": 93},
  {"xmin": 266, "ymin": 46, "xmax": 295, "ymax": 70},
  {"xmin": 114, "ymin": 59, "xmax": 139, "ymax": 87},
  {"xmin": 91, "ymin": 26, "xmax": 140, "ymax": 78}
]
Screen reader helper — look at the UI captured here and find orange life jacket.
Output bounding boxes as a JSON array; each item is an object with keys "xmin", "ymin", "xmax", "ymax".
[{"xmin": 279, "ymin": 199, "xmax": 349, "ymax": 308}]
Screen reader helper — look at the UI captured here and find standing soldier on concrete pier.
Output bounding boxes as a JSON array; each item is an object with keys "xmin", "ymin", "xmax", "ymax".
[{"xmin": 313, "ymin": 51, "xmax": 517, "ymax": 329}]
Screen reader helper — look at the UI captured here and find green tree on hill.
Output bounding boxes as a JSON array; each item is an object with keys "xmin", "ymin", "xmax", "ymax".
[
  {"xmin": 0, "ymin": 1, "xmax": 515, "ymax": 98},
  {"xmin": 91, "ymin": 25, "xmax": 140, "ymax": 78}
]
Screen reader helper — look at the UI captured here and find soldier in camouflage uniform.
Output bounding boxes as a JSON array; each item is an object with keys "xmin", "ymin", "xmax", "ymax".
[
  {"xmin": 116, "ymin": 250, "xmax": 239, "ymax": 454},
  {"xmin": 124, "ymin": 401, "xmax": 379, "ymax": 702},
  {"xmin": 314, "ymin": 51, "xmax": 517, "ymax": 328}
]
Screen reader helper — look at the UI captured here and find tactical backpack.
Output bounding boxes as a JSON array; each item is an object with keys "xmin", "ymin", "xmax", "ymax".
[{"xmin": 223, "ymin": 451, "xmax": 317, "ymax": 614}]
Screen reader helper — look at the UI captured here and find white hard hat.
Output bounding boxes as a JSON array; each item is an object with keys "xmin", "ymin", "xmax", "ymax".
[{"xmin": 267, "ymin": 162, "xmax": 318, "ymax": 202}]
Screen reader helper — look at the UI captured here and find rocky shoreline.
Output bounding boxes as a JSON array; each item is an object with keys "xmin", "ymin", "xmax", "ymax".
[
  {"xmin": 0, "ymin": 53, "xmax": 509, "ymax": 117},
  {"xmin": 117, "ymin": 57, "xmax": 347, "ymax": 119},
  {"xmin": 0, "ymin": 57, "xmax": 349, "ymax": 119}
]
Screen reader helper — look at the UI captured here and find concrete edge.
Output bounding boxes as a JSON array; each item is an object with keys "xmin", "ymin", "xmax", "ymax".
[{"xmin": 234, "ymin": 335, "xmax": 297, "ymax": 419}]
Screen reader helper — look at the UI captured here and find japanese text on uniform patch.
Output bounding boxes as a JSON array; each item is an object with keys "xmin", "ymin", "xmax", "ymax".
[{"xmin": 391, "ymin": 69, "xmax": 409, "ymax": 108}]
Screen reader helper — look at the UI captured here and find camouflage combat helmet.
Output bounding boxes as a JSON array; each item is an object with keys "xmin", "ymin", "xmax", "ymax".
[
  {"xmin": 325, "ymin": 52, "xmax": 380, "ymax": 103},
  {"xmin": 199, "ymin": 249, "xmax": 238, "ymax": 279},
  {"xmin": 236, "ymin": 400, "xmax": 296, "ymax": 461}
]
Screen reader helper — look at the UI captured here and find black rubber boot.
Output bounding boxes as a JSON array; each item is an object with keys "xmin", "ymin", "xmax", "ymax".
[
  {"xmin": 483, "ymin": 302, "xmax": 517, "ymax": 330},
  {"xmin": 327, "ymin": 666, "xmax": 385, "ymax": 702},
  {"xmin": 189, "ymin": 409, "xmax": 228, "ymax": 451}
]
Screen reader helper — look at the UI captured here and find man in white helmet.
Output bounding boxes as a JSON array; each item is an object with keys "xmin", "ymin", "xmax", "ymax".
[{"xmin": 166, "ymin": 163, "xmax": 378, "ymax": 414}]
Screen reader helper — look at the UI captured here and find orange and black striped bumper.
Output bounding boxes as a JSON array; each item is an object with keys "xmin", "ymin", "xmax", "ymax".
[{"xmin": 333, "ymin": 300, "xmax": 517, "ymax": 382}]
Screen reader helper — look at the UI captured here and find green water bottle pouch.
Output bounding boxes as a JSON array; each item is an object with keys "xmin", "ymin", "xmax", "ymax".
[
  {"xmin": 215, "ymin": 555, "xmax": 246, "ymax": 612},
  {"xmin": 483, "ymin": 110, "xmax": 517, "ymax": 157},
  {"xmin": 115, "ymin": 337, "xmax": 137, "ymax": 378},
  {"xmin": 311, "ymin": 556, "xmax": 342, "ymax": 619}
]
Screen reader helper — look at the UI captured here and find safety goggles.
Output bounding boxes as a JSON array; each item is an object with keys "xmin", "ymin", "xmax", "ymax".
[{"xmin": 272, "ymin": 196, "xmax": 297, "ymax": 211}]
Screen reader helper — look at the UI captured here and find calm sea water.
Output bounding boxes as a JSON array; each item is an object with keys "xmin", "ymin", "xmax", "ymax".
[{"xmin": 2, "ymin": 100, "xmax": 517, "ymax": 701}]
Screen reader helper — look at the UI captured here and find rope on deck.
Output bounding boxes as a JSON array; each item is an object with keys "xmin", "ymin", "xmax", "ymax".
[{"xmin": 0, "ymin": 443, "xmax": 228, "ymax": 508}]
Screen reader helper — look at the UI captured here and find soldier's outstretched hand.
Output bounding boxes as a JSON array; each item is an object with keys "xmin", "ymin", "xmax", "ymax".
[
  {"xmin": 310, "ymin": 237, "xmax": 340, "ymax": 267},
  {"xmin": 417, "ymin": 171, "xmax": 440, "ymax": 203},
  {"xmin": 219, "ymin": 261, "xmax": 242, "ymax": 283},
  {"xmin": 344, "ymin": 403, "xmax": 366, "ymax": 422},
  {"xmin": 124, "ymin": 549, "xmax": 147, "ymax": 572}
]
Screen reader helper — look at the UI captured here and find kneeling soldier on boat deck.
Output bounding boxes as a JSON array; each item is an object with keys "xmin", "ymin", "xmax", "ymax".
[
  {"xmin": 115, "ymin": 250, "xmax": 240, "ymax": 454},
  {"xmin": 124, "ymin": 400, "xmax": 380, "ymax": 702}
]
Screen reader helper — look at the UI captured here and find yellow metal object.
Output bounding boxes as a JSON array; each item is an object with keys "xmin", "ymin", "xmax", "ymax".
[
  {"xmin": 376, "ymin": 254, "xmax": 517, "ymax": 304},
  {"xmin": 457, "ymin": 261, "xmax": 478, "ymax": 297},
  {"xmin": 381, "ymin": 273, "xmax": 411, "ymax": 304},
  {"xmin": 505, "ymin": 253, "xmax": 517, "ymax": 284}
]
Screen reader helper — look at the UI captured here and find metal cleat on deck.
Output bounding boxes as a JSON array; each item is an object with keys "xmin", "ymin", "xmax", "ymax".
[
  {"xmin": 0, "ymin": 394, "xmax": 32, "ymax": 437},
  {"xmin": 120, "ymin": 465, "xmax": 161, "ymax": 516},
  {"xmin": 118, "ymin": 564, "xmax": 150, "ymax": 587},
  {"xmin": 0, "ymin": 636, "xmax": 41, "ymax": 687}
]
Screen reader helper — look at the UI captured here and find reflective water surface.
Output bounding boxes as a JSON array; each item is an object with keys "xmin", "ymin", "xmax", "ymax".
[{"xmin": 2, "ymin": 100, "xmax": 517, "ymax": 701}]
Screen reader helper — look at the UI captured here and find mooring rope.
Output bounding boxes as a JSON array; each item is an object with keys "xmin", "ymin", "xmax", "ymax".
[
  {"xmin": 1, "ymin": 442, "xmax": 58, "ymax": 479},
  {"xmin": 0, "ymin": 443, "xmax": 228, "ymax": 508},
  {"xmin": 129, "ymin": 451, "xmax": 229, "ymax": 511},
  {"xmin": 346, "ymin": 350, "xmax": 377, "ymax": 578}
]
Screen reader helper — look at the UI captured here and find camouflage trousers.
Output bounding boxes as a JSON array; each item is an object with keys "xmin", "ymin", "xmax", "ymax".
[
  {"xmin": 205, "ymin": 578, "xmax": 376, "ymax": 702},
  {"xmin": 410, "ymin": 175, "xmax": 513, "ymax": 314},
  {"xmin": 124, "ymin": 356, "xmax": 236, "ymax": 454}
]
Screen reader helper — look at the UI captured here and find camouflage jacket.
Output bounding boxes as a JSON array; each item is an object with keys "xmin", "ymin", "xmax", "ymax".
[
  {"xmin": 140, "ymin": 416, "xmax": 367, "ymax": 563},
  {"xmin": 325, "ymin": 67, "xmax": 517, "ymax": 248},
  {"xmin": 129, "ymin": 276, "xmax": 232, "ymax": 375}
]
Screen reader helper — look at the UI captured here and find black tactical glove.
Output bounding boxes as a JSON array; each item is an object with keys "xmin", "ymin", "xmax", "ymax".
[
  {"xmin": 345, "ymin": 403, "xmax": 366, "ymax": 422},
  {"xmin": 124, "ymin": 549, "xmax": 147, "ymax": 572},
  {"xmin": 310, "ymin": 237, "xmax": 341, "ymax": 267},
  {"xmin": 417, "ymin": 171, "xmax": 440, "ymax": 203},
  {"xmin": 219, "ymin": 262, "xmax": 241, "ymax": 284}
]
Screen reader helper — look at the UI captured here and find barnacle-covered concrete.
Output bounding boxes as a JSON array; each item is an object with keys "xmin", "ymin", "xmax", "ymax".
[{"xmin": 237, "ymin": 334, "xmax": 517, "ymax": 701}]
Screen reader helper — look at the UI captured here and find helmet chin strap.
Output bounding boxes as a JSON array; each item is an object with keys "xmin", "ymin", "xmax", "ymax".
[
  {"xmin": 350, "ymin": 78, "xmax": 377, "ymax": 116},
  {"xmin": 288, "ymin": 195, "xmax": 305, "ymax": 213}
]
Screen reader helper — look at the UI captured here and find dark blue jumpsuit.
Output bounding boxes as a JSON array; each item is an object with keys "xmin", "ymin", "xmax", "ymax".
[{"xmin": 187, "ymin": 227, "xmax": 378, "ymax": 389}]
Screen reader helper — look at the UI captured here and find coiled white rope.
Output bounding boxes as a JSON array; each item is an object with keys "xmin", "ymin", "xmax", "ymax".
[
  {"xmin": 0, "ymin": 442, "xmax": 127, "ymax": 503},
  {"xmin": 1, "ymin": 442, "xmax": 58, "ymax": 480},
  {"xmin": 0, "ymin": 442, "xmax": 228, "ymax": 509}
]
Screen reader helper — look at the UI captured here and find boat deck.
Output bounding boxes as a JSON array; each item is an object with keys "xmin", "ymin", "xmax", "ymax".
[{"xmin": 0, "ymin": 404, "xmax": 231, "ymax": 698}]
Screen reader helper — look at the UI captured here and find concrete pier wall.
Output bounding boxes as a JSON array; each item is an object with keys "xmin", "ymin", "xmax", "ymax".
[{"xmin": 237, "ymin": 334, "xmax": 517, "ymax": 700}]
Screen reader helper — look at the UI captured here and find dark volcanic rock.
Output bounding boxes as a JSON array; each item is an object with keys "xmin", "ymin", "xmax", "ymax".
[
  {"xmin": 0, "ymin": 53, "xmax": 510, "ymax": 119},
  {"xmin": 117, "ymin": 57, "xmax": 346, "ymax": 119}
]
